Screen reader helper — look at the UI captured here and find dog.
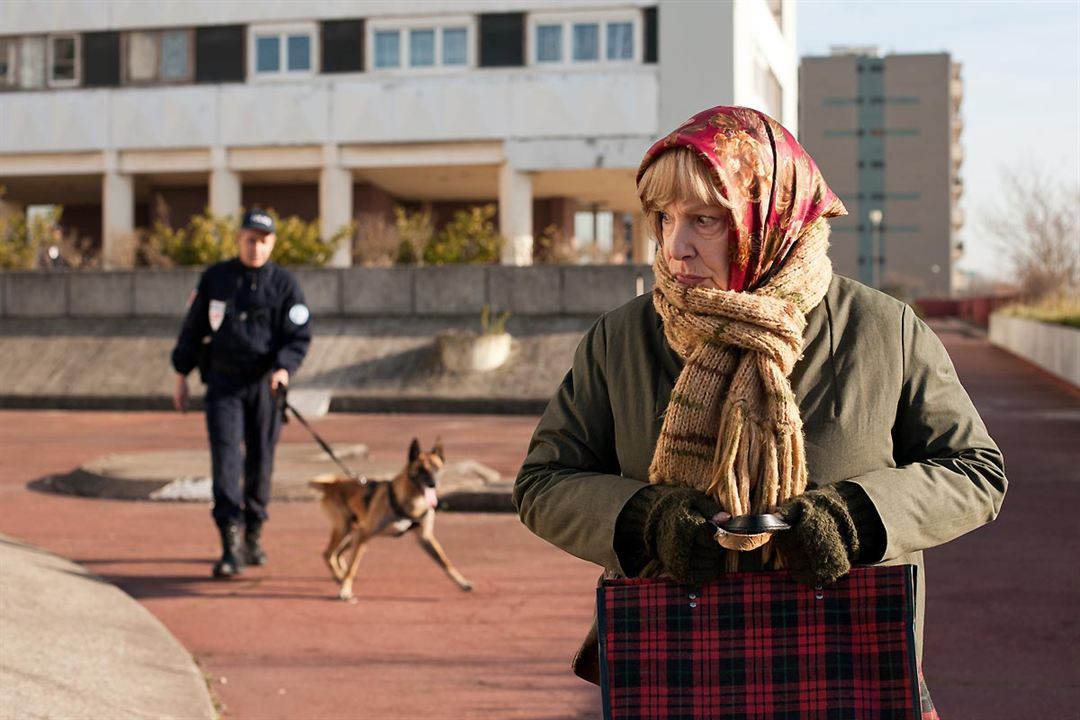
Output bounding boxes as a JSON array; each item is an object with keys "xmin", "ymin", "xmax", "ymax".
[{"xmin": 308, "ymin": 437, "xmax": 473, "ymax": 600}]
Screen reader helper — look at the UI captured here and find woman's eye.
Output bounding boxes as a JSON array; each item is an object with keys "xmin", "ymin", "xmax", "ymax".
[
  {"xmin": 697, "ymin": 215, "xmax": 719, "ymax": 226},
  {"xmin": 658, "ymin": 212, "xmax": 671, "ymax": 224}
]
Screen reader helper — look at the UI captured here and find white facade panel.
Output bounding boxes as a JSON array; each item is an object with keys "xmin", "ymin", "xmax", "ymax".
[
  {"xmin": 508, "ymin": 69, "xmax": 658, "ymax": 139},
  {"xmin": 219, "ymin": 84, "xmax": 330, "ymax": 147},
  {"xmin": 332, "ymin": 74, "xmax": 514, "ymax": 144},
  {"xmin": 658, "ymin": 0, "xmax": 736, "ymax": 132},
  {"xmin": 0, "ymin": 69, "xmax": 660, "ymax": 157},
  {"xmin": 0, "ymin": 89, "xmax": 108, "ymax": 153},
  {"xmin": 656, "ymin": 0, "xmax": 795, "ymax": 133},
  {"xmin": 505, "ymin": 137, "xmax": 652, "ymax": 171},
  {"xmin": 109, "ymin": 87, "xmax": 218, "ymax": 150}
]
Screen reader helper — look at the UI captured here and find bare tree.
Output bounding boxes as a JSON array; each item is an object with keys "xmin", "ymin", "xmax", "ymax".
[{"xmin": 982, "ymin": 166, "xmax": 1080, "ymax": 300}]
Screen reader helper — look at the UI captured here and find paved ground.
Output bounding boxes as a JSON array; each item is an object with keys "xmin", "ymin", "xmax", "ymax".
[
  {"xmin": 0, "ymin": 534, "xmax": 216, "ymax": 720},
  {"xmin": 1, "ymin": 324, "xmax": 1078, "ymax": 719},
  {"xmin": 0, "ymin": 316, "xmax": 591, "ymax": 413}
]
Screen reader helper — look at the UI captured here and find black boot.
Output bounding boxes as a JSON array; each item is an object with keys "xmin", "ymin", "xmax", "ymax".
[
  {"xmin": 212, "ymin": 524, "xmax": 245, "ymax": 579},
  {"xmin": 244, "ymin": 521, "xmax": 267, "ymax": 567}
]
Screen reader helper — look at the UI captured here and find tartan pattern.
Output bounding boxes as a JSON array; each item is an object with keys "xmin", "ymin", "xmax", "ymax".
[{"xmin": 599, "ymin": 566, "xmax": 924, "ymax": 720}]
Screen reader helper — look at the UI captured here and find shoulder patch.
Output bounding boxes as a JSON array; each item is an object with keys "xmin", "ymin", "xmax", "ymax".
[{"xmin": 288, "ymin": 304, "xmax": 310, "ymax": 326}]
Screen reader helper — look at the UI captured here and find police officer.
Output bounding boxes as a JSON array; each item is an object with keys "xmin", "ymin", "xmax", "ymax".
[{"xmin": 170, "ymin": 209, "xmax": 311, "ymax": 578}]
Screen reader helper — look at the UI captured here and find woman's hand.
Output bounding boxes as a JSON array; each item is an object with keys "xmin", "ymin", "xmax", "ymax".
[
  {"xmin": 773, "ymin": 485, "xmax": 860, "ymax": 586},
  {"xmin": 642, "ymin": 487, "xmax": 726, "ymax": 586}
]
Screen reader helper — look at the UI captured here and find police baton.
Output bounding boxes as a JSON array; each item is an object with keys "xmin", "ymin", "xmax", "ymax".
[{"xmin": 275, "ymin": 385, "xmax": 367, "ymax": 484}]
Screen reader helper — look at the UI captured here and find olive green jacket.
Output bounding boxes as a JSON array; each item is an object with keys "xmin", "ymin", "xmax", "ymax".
[{"xmin": 514, "ymin": 275, "xmax": 1007, "ymax": 659}]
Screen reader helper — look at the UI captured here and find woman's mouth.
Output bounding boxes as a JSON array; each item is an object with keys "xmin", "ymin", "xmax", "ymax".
[{"xmin": 676, "ymin": 273, "xmax": 708, "ymax": 286}]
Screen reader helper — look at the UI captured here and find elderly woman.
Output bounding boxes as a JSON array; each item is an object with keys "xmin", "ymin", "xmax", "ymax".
[{"xmin": 513, "ymin": 106, "xmax": 1006, "ymax": 685}]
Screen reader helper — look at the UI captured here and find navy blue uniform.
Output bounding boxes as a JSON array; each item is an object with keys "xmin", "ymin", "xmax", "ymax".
[{"xmin": 171, "ymin": 259, "xmax": 311, "ymax": 528}]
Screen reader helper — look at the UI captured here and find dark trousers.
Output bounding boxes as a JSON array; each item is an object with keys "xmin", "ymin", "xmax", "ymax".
[{"xmin": 205, "ymin": 375, "xmax": 281, "ymax": 528}]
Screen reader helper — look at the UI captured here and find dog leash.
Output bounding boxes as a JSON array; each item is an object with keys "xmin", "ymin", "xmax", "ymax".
[{"xmin": 277, "ymin": 387, "xmax": 367, "ymax": 484}]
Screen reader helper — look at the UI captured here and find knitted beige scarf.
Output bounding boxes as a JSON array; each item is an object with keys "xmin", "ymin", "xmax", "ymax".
[{"xmin": 649, "ymin": 218, "xmax": 833, "ymax": 563}]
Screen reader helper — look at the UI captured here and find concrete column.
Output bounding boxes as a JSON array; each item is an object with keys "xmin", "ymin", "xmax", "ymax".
[
  {"xmin": 631, "ymin": 212, "xmax": 655, "ymax": 264},
  {"xmin": 209, "ymin": 147, "xmax": 241, "ymax": 219},
  {"xmin": 320, "ymin": 144, "xmax": 353, "ymax": 268},
  {"xmin": 102, "ymin": 152, "xmax": 135, "ymax": 269},
  {"xmin": 498, "ymin": 162, "xmax": 533, "ymax": 266}
]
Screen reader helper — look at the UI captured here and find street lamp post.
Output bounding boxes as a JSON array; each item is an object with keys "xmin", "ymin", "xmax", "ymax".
[{"xmin": 868, "ymin": 209, "xmax": 884, "ymax": 288}]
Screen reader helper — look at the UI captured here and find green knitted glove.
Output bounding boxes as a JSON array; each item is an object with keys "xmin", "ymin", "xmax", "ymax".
[
  {"xmin": 773, "ymin": 485, "xmax": 860, "ymax": 587},
  {"xmin": 616, "ymin": 485, "xmax": 725, "ymax": 586}
]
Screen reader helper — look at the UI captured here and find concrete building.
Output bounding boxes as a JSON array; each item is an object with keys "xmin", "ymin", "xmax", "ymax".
[
  {"xmin": 0, "ymin": 0, "xmax": 796, "ymax": 269},
  {"xmin": 800, "ymin": 50, "xmax": 964, "ymax": 298}
]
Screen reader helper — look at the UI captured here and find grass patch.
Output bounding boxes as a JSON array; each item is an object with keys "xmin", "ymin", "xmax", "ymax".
[{"xmin": 999, "ymin": 295, "xmax": 1080, "ymax": 329}]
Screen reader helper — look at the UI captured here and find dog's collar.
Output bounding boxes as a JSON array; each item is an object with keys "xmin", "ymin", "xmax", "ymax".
[{"xmin": 388, "ymin": 481, "xmax": 426, "ymax": 523}]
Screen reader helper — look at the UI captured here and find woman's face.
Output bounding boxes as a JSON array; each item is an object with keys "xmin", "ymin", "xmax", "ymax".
[{"xmin": 659, "ymin": 199, "xmax": 732, "ymax": 290}]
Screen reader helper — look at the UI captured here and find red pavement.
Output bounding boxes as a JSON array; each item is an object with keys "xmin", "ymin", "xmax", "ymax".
[{"xmin": 1, "ymin": 325, "xmax": 1078, "ymax": 719}]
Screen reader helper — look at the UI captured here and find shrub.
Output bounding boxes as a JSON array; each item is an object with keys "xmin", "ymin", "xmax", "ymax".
[
  {"xmin": 533, "ymin": 223, "xmax": 577, "ymax": 264},
  {"xmin": 352, "ymin": 213, "xmax": 398, "ymax": 267},
  {"xmin": 270, "ymin": 211, "xmax": 352, "ymax": 267},
  {"xmin": 1000, "ymin": 295, "xmax": 1080, "ymax": 329},
  {"xmin": 422, "ymin": 204, "xmax": 502, "ymax": 265},
  {"xmin": 0, "ymin": 203, "xmax": 61, "ymax": 270},
  {"xmin": 393, "ymin": 206, "xmax": 434, "ymax": 266},
  {"xmin": 480, "ymin": 304, "xmax": 512, "ymax": 335},
  {"xmin": 138, "ymin": 211, "xmax": 237, "ymax": 267},
  {"xmin": 139, "ymin": 208, "xmax": 350, "ymax": 267}
]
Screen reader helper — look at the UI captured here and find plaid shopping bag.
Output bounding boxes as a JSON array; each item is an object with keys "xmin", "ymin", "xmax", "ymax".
[{"xmin": 598, "ymin": 565, "xmax": 931, "ymax": 720}]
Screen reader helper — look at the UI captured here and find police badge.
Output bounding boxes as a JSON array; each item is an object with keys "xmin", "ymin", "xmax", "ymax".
[{"xmin": 208, "ymin": 299, "xmax": 226, "ymax": 332}]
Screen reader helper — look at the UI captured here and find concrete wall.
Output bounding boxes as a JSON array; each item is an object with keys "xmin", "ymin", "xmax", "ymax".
[
  {"xmin": 0, "ymin": 265, "xmax": 655, "ymax": 319},
  {"xmin": 0, "ymin": 70, "xmax": 658, "ymax": 156},
  {"xmin": 989, "ymin": 314, "xmax": 1080, "ymax": 389}
]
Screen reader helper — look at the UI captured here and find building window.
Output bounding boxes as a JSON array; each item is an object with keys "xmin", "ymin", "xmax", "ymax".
[
  {"xmin": 248, "ymin": 23, "xmax": 317, "ymax": 78},
  {"xmin": 0, "ymin": 38, "xmax": 16, "ymax": 87},
  {"xmin": 409, "ymin": 29, "xmax": 435, "ymax": 67},
  {"xmin": 256, "ymin": 35, "xmax": 279, "ymax": 72},
  {"xmin": 607, "ymin": 22, "xmax": 633, "ymax": 60},
  {"xmin": 16, "ymin": 37, "xmax": 46, "ymax": 88},
  {"xmin": 374, "ymin": 30, "xmax": 400, "ymax": 68},
  {"xmin": 160, "ymin": 30, "xmax": 191, "ymax": 80},
  {"xmin": 442, "ymin": 27, "xmax": 467, "ymax": 65},
  {"xmin": 529, "ymin": 11, "xmax": 641, "ymax": 67},
  {"xmin": 124, "ymin": 29, "xmax": 192, "ymax": 84},
  {"xmin": 48, "ymin": 34, "xmax": 80, "ymax": 87},
  {"xmin": 572, "ymin": 23, "xmax": 599, "ymax": 62},
  {"xmin": 368, "ymin": 17, "xmax": 474, "ymax": 72},
  {"xmin": 535, "ymin": 24, "xmax": 561, "ymax": 63},
  {"xmin": 287, "ymin": 34, "xmax": 311, "ymax": 71}
]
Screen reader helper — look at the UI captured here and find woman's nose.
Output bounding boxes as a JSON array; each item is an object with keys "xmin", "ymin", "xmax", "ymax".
[{"xmin": 667, "ymin": 221, "xmax": 696, "ymax": 260}]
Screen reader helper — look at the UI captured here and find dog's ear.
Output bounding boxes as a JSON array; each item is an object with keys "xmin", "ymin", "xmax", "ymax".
[
  {"xmin": 431, "ymin": 436, "xmax": 444, "ymax": 461},
  {"xmin": 408, "ymin": 438, "xmax": 421, "ymax": 462}
]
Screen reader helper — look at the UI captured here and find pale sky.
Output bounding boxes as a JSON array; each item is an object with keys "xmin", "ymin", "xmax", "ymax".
[{"xmin": 797, "ymin": 0, "xmax": 1080, "ymax": 280}]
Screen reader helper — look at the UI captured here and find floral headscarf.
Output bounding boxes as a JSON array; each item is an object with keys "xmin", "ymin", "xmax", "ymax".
[{"xmin": 636, "ymin": 106, "xmax": 846, "ymax": 292}]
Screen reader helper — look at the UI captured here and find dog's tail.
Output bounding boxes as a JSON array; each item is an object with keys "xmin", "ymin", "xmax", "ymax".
[{"xmin": 308, "ymin": 473, "xmax": 342, "ymax": 492}]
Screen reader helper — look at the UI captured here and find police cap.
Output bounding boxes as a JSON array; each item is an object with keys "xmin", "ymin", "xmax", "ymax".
[{"xmin": 241, "ymin": 209, "xmax": 275, "ymax": 234}]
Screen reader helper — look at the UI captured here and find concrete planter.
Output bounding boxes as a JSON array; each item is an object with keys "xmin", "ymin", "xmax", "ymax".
[
  {"xmin": 436, "ymin": 331, "xmax": 512, "ymax": 373},
  {"xmin": 989, "ymin": 313, "xmax": 1080, "ymax": 388}
]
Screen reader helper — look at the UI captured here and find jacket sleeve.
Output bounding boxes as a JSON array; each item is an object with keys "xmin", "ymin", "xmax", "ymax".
[
  {"xmin": 170, "ymin": 273, "xmax": 211, "ymax": 376},
  {"xmin": 513, "ymin": 316, "xmax": 648, "ymax": 575},
  {"xmin": 845, "ymin": 307, "xmax": 1007, "ymax": 562},
  {"xmin": 274, "ymin": 276, "xmax": 312, "ymax": 375}
]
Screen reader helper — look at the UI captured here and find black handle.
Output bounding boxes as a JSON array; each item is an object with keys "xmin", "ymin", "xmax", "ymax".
[{"xmin": 713, "ymin": 513, "xmax": 790, "ymax": 536}]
